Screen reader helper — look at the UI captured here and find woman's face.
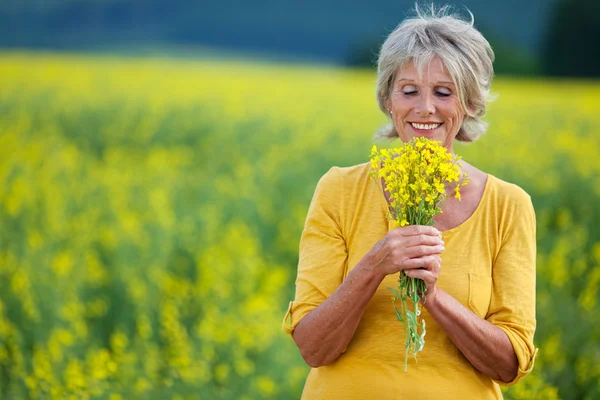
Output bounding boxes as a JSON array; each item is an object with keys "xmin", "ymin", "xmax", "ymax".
[{"xmin": 386, "ymin": 57, "xmax": 465, "ymax": 152}]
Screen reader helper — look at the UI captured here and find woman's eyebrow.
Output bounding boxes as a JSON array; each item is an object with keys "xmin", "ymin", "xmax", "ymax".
[{"xmin": 395, "ymin": 78, "xmax": 455, "ymax": 87}]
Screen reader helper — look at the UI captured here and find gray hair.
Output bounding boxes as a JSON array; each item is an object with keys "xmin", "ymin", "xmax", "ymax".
[{"xmin": 375, "ymin": 4, "xmax": 495, "ymax": 142}]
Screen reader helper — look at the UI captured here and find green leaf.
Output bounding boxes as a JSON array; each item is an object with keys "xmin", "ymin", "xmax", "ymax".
[
  {"xmin": 387, "ymin": 286, "xmax": 403, "ymax": 299},
  {"xmin": 406, "ymin": 310, "xmax": 417, "ymax": 326},
  {"xmin": 393, "ymin": 304, "xmax": 404, "ymax": 322}
]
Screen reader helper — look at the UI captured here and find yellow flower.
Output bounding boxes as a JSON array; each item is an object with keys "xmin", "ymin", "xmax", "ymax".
[
  {"xmin": 425, "ymin": 193, "xmax": 435, "ymax": 205},
  {"xmin": 369, "ymin": 137, "xmax": 467, "ymax": 227},
  {"xmin": 454, "ymin": 185, "xmax": 462, "ymax": 200},
  {"xmin": 434, "ymin": 181, "xmax": 445, "ymax": 194}
]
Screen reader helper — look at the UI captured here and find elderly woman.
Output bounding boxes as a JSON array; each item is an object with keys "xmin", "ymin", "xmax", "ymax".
[{"xmin": 282, "ymin": 6, "xmax": 538, "ymax": 400}]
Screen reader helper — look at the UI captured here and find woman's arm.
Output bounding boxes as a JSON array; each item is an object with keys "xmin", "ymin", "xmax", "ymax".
[
  {"xmin": 423, "ymin": 288, "xmax": 518, "ymax": 383},
  {"xmin": 292, "ymin": 253, "xmax": 384, "ymax": 367},
  {"xmin": 404, "ymin": 186, "xmax": 537, "ymax": 384},
  {"xmin": 293, "ymin": 226, "xmax": 445, "ymax": 367}
]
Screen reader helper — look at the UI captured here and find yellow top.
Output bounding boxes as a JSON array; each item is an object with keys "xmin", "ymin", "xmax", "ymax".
[{"xmin": 283, "ymin": 163, "xmax": 538, "ymax": 400}]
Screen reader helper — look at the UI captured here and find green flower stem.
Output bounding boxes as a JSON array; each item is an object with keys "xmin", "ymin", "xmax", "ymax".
[{"xmin": 402, "ymin": 294, "xmax": 409, "ymax": 371}]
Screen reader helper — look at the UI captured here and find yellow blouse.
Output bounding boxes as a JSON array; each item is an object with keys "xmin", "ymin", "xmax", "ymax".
[{"xmin": 283, "ymin": 163, "xmax": 538, "ymax": 400}]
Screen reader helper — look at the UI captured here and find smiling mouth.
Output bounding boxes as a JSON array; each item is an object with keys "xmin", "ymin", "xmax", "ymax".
[{"xmin": 410, "ymin": 122, "xmax": 442, "ymax": 130}]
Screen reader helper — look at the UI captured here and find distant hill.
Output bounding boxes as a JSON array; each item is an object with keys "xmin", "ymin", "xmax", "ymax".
[{"xmin": 1, "ymin": 0, "xmax": 556, "ymax": 65}]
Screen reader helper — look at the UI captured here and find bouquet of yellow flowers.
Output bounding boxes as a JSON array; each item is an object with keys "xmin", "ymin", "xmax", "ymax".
[{"xmin": 369, "ymin": 137, "xmax": 468, "ymax": 371}]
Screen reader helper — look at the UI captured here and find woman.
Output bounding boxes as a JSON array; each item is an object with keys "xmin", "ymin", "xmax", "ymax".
[{"xmin": 282, "ymin": 6, "xmax": 537, "ymax": 400}]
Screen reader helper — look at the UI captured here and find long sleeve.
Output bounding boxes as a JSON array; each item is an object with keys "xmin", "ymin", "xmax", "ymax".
[
  {"xmin": 486, "ymin": 188, "xmax": 538, "ymax": 386},
  {"xmin": 283, "ymin": 167, "xmax": 348, "ymax": 337}
]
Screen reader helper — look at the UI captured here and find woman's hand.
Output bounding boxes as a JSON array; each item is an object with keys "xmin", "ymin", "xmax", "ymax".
[
  {"xmin": 404, "ymin": 253, "xmax": 441, "ymax": 304},
  {"xmin": 367, "ymin": 225, "xmax": 443, "ymax": 301}
]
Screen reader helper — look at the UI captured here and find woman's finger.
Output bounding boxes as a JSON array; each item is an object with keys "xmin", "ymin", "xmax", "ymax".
[
  {"xmin": 401, "ymin": 254, "xmax": 441, "ymax": 270},
  {"xmin": 391, "ymin": 225, "xmax": 440, "ymax": 238},
  {"xmin": 404, "ymin": 268, "xmax": 438, "ymax": 305},
  {"xmin": 420, "ymin": 254, "xmax": 442, "ymax": 272},
  {"xmin": 404, "ymin": 244, "xmax": 445, "ymax": 259},
  {"xmin": 403, "ymin": 234, "xmax": 444, "ymax": 248},
  {"xmin": 403, "ymin": 268, "xmax": 432, "ymax": 281}
]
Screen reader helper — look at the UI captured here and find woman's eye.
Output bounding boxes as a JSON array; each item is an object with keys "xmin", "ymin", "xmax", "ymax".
[
  {"xmin": 401, "ymin": 84, "xmax": 417, "ymax": 96},
  {"xmin": 435, "ymin": 89, "xmax": 451, "ymax": 97}
]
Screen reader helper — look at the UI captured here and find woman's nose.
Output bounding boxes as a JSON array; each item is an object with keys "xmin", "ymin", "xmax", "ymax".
[{"xmin": 415, "ymin": 93, "xmax": 435, "ymax": 116}]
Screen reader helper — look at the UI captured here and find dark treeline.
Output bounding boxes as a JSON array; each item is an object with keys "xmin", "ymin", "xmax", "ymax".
[
  {"xmin": 541, "ymin": 0, "xmax": 600, "ymax": 78},
  {"xmin": 1, "ymin": 0, "xmax": 599, "ymax": 77}
]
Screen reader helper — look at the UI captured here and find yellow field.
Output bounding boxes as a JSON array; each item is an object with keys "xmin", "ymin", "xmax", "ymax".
[{"xmin": 0, "ymin": 52, "xmax": 599, "ymax": 399}]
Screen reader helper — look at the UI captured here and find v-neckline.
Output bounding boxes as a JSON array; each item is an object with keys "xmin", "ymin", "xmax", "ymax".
[{"xmin": 375, "ymin": 171, "xmax": 492, "ymax": 235}]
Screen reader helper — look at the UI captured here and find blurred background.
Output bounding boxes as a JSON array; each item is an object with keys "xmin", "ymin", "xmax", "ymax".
[{"xmin": 0, "ymin": 0, "xmax": 599, "ymax": 399}]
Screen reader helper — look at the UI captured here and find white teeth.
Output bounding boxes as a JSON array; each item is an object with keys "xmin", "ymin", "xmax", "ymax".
[{"xmin": 411, "ymin": 123, "xmax": 441, "ymax": 130}]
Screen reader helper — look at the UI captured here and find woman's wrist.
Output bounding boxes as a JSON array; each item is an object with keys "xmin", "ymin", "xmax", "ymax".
[
  {"xmin": 423, "ymin": 285, "xmax": 441, "ymax": 309},
  {"xmin": 356, "ymin": 262, "xmax": 387, "ymax": 285},
  {"xmin": 355, "ymin": 243, "xmax": 389, "ymax": 282}
]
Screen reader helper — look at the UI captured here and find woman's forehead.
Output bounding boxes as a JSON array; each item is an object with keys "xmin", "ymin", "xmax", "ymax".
[{"xmin": 395, "ymin": 58, "xmax": 455, "ymax": 86}]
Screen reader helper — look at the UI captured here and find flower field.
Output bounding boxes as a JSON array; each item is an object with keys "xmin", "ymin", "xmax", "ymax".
[{"xmin": 0, "ymin": 52, "xmax": 599, "ymax": 399}]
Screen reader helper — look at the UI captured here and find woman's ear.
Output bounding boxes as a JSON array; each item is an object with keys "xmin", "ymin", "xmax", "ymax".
[{"xmin": 385, "ymin": 100, "xmax": 392, "ymax": 114}]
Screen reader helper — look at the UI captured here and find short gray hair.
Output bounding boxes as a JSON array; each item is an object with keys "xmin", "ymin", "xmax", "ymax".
[{"xmin": 375, "ymin": 4, "xmax": 495, "ymax": 142}]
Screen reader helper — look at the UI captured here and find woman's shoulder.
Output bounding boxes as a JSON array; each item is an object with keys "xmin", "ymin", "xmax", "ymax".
[
  {"xmin": 325, "ymin": 162, "xmax": 371, "ymax": 178},
  {"xmin": 484, "ymin": 174, "xmax": 535, "ymax": 224},
  {"xmin": 312, "ymin": 162, "xmax": 370, "ymax": 196},
  {"xmin": 487, "ymin": 174, "xmax": 532, "ymax": 204},
  {"xmin": 464, "ymin": 162, "xmax": 531, "ymax": 205},
  {"xmin": 318, "ymin": 162, "xmax": 372, "ymax": 187},
  {"xmin": 308, "ymin": 163, "xmax": 373, "ymax": 223}
]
